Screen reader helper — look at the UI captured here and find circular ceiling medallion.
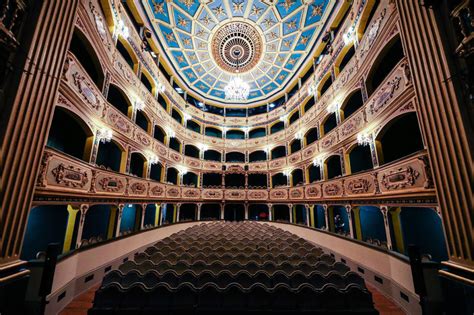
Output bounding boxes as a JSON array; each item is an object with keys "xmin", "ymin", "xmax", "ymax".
[{"xmin": 211, "ymin": 22, "xmax": 263, "ymax": 73}]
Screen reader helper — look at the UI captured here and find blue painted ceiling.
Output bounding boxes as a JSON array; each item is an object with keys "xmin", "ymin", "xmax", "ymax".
[{"xmin": 142, "ymin": 0, "xmax": 335, "ymax": 106}]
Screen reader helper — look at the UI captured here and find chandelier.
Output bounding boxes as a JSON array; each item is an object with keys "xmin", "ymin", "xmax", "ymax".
[{"xmin": 224, "ymin": 49, "xmax": 250, "ymax": 101}]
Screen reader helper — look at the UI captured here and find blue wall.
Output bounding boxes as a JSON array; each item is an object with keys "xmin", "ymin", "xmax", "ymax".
[
  {"xmin": 316, "ymin": 205, "xmax": 326, "ymax": 228},
  {"xmin": 359, "ymin": 206, "xmax": 386, "ymax": 242},
  {"xmin": 400, "ymin": 207, "xmax": 448, "ymax": 262},
  {"xmin": 82, "ymin": 205, "xmax": 111, "ymax": 240},
  {"xmin": 120, "ymin": 204, "xmax": 137, "ymax": 232},
  {"xmin": 144, "ymin": 204, "xmax": 157, "ymax": 226},
  {"xmin": 21, "ymin": 206, "xmax": 68, "ymax": 260}
]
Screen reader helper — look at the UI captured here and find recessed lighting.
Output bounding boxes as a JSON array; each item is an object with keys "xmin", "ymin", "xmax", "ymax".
[
  {"xmin": 269, "ymin": 103, "xmax": 275, "ymax": 108},
  {"xmin": 175, "ymin": 87, "xmax": 183, "ymax": 94}
]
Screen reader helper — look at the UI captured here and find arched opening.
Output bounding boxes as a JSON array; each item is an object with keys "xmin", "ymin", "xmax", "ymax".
[
  {"xmin": 179, "ymin": 204, "xmax": 197, "ymax": 222},
  {"xmin": 271, "ymin": 146, "xmax": 286, "ymax": 160},
  {"xmin": 82, "ymin": 205, "xmax": 114, "ymax": 243},
  {"xmin": 273, "ymin": 205, "xmax": 290, "ymax": 222},
  {"xmin": 341, "ymin": 89, "xmax": 364, "ymax": 120},
  {"xmin": 47, "ymin": 107, "xmax": 93, "ymax": 161},
  {"xmin": 348, "ymin": 144, "xmax": 373, "ymax": 174},
  {"xmin": 153, "ymin": 125, "xmax": 166, "ymax": 143},
  {"xmin": 141, "ymin": 71, "xmax": 155, "ymax": 95},
  {"xmin": 249, "ymin": 150, "xmax": 267, "ymax": 162},
  {"xmin": 202, "ymin": 173, "xmax": 221, "ymax": 188},
  {"xmin": 289, "ymin": 111, "xmax": 300, "ymax": 125},
  {"xmin": 96, "ymin": 140, "xmax": 125, "ymax": 172},
  {"xmin": 149, "ymin": 162, "xmax": 163, "ymax": 182},
  {"xmin": 291, "ymin": 169, "xmax": 304, "ymax": 186},
  {"xmin": 187, "ymin": 120, "xmax": 201, "ymax": 133},
  {"xmin": 158, "ymin": 94, "xmax": 169, "ymax": 111},
  {"xmin": 204, "ymin": 150, "xmax": 222, "ymax": 162},
  {"xmin": 116, "ymin": 38, "xmax": 137, "ymax": 70},
  {"xmin": 205, "ymin": 126, "xmax": 222, "ymax": 138},
  {"xmin": 184, "ymin": 145, "xmax": 200, "ymax": 158},
  {"xmin": 166, "ymin": 167, "xmax": 179, "ymax": 185},
  {"xmin": 337, "ymin": 44, "xmax": 355, "ymax": 73},
  {"xmin": 315, "ymin": 205, "xmax": 326, "ymax": 229},
  {"xmin": 304, "ymin": 97, "xmax": 316, "ymax": 113},
  {"xmin": 225, "ymin": 173, "xmax": 245, "ymax": 188},
  {"xmin": 160, "ymin": 204, "xmax": 175, "ymax": 225},
  {"xmin": 329, "ymin": 206, "xmax": 350, "ymax": 236},
  {"xmin": 272, "ymin": 173, "xmax": 287, "ymax": 188},
  {"xmin": 249, "ymin": 204, "xmax": 269, "ymax": 221},
  {"xmin": 169, "ymin": 138, "xmax": 181, "ymax": 152},
  {"xmin": 119, "ymin": 204, "xmax": 140, "ymax": 235},
  {"xmin": 270, "ymin": 121, "xmax": 284, "ymax": 134},
  {"xmin": 289, "ymin": 139, "xmax": 302, "ymax": 154},
  {"xmin": 366, "ymin": 36, "xmax": 405, "ymax": 96},
  {"xmin": 304, "ymin": 128, "xmax": 319, "ymax": 145},
  {"xmin": 398, "ymin": 207, "xmax": 448, "ymax": 262},
  {"xmin": 376, "ymin": 113, "xmax": 424, "ymax": 165},
  {"xmin": 294, "ymin": 205, "xmax": 307, "ymax": 225},
  {"xmin": 358, "ymin": 206, "xmax": 386, "ymax": 245},
  {"xmin": 200, "ymin": 204, "xmax": 221, "ymax": 220},
  {"xmin": 319, "ymin": 74, "xmax": 333, "ymax": 96},
  {"xmin": 143, "ymin": 204, "xmax": 159, "ymax": 229},
  {"xmin": 69, "ymin": 29, "xmax": 104, "ymax": 89},
  {"xmin": 129, "ymin": 152, "xmax": 146, "ymax": 178},
  {"xmin": 224, "ymin": 204, "xmax": 245, "ymax": 221},
  {"xmin": 171, "ymin": 109, "xmax": 183, "ymax": 124},
  {"xmin": 226, "ymin": 129, "xmax": 245, "ymax": 140},
  {"xmin": 322, "ymin": 113, "xmax": 338, "ymax": 135},
  {"xmin": 107, "ymin": 85, "xmax": 132, "ymax": 117},
  {"xmin": 325, "ymin": 155, "xmax": 342, "ymax": 179},
  {"xmin": 21, "ymin": 205, "xmax": 69, "ymax": 260},
  {"xmin": 135, "ymin": 110, "xmax": 150, "ymax": 133},
  {"xmin": 308, "ymin": 164, "xmax": 322, "ymax": 183},
  {"xmin": 182, "ymin": 172, "xmax": 198, "ymax": 187},
  {"xmin": 249, "ymin": 127, "xmax": 266, "ymax": 139},
  {"xmin": 226, "ymin": 152, "xmax": 245, "ymax": 163}
]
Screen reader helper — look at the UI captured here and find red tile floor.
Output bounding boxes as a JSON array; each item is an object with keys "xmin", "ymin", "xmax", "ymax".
[{"xmin": 60, "ymin": 282, "xmax": 405, "ymax": 315}]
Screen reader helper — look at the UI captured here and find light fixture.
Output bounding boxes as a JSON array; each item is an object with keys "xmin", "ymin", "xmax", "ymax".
[
  {"xmin": 134, "ymin": 98, "xmax": 145, "ymax": 111},
  {"xmin": 308, "ymin": 85, "xmax": 316, "ymax": 96},
  {"xmin": 177, "ymin": 166, "xmax": 188, "ymax": 175},
  {"xmin": 197, "ymin": 143, "xmax": 208, "ymax": 152},
  {"xmin": 313, "ymin": 156, "xmax": 324, "ymax": 168},
  {"xmin": 198, "ymin": 102, "xmax": 204, "ymax": 107},
  {"xmin": 117, "ymin": 20, "xmax": 129, "ymax": 39},
  {"xmin": 357, "ymin": 132, "xmax": 372, "ymax": 146},
  {"xmin": 175, "ymin": 87, "xmax": 183, "ymax": 94},
  {"xmin": 283, "ymin": 169, "xmax": 292, "ymax": 177},
  {"xmin": 224, "ymin": 50, "xmax": 250, "ymax": 101},
  {"xmin": 166, "ymin": 127, "xmax": 176, "ymax": 138},
  {"xmin": 157, "ymin": 83, "xmax": 166, "ymax": 93},
  {"xmin": 183, "ymin": 113, "xmax": 192, "ymax": 121},
  {"xmin": 294, "ymin": 130, "xmax": 304, "ymax": 140},
  {"xmin": 279, "ymin": 114, "xmax": 288, "ymax": 122},
  {"xmin": 148, "ymin": 153, "xmax": 159, "ymax": 165},
  {"xmin": 327, "ymin": 97, "xmax": 342, "ymax": 113},
  {"xmin": 269, "ymin": 103, "xmax": 276, "ymax": 108},
  {"xmin": 342, "ymin": 25, "xmax": 355, "ymax": 46},
  {"xmin": 97, "ymin": 127, "xmax": 113, "ymax": 143}
]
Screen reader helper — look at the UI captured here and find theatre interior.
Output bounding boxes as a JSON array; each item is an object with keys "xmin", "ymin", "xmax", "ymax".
[{"xmin": 0, "ymin": 0, "xmax": 472, "ymax": 314}]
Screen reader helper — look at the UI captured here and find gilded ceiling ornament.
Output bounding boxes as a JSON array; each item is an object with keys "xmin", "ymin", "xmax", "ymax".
[
  {"xmin": 178, "ymin": 0, "xmax": 194, "ymax": 10},
  {"xmin": 286, "ymin": 19, "xmax": 297, "ymax": 30},
  {"xmin": 250, "ymin": 5, "xmax": 263, "ymax": 17},
  {"xmin": 310, "ymin": 4, "xmax": 323, "ymax": 17},
  {"xmin": 269, "ymin": 31, "xmax": 278, "ymax": 39},
  {"xmin": 178, "ymin": 16, "xmax": 189, "ymax": 28},
  {"xmin": 277, "ymin": 56, "xmax": 285, "ymax": 63},
  {"xmin": 196, "ymin": 29, "xmax": 206, "ymax": 37},
  {"xmin": 153, "ymin": 0, "xmax": 165, "ymax": 15},
  {"xmin": 213, "ymin": 5, "xmax": 225, "ymax": 17},
  {"xmin": 283, "ymin": 39, "xmax": 291, "ymax": 48},
  {"xmin": 299, "ymin": 35, "xmax": 309, "ymax": 45},
  {"xmin": 281, "ymin": 0, "xmax": 296, "ymax": 11},
  {"xmin": 232, "ymin": 0, "xmax": 244, "ymax": 13},
  {"xmin": 182, "ymin": 37, "xmax": 191, "ymax": 46},
  {"xmin": 177, "ymin": 55, "xmax": 185, "ymax": 63},
  {"xmin": 165, "ymin": 31, "xmax": 176, "ymax": 43},
  {"xmin": 288, "ymin": 58, "xmax": 296, "ymax": 65},
  {"xmin": 263, "ymin": 17, "xmax": 275, "ymax": 27},
  {"xmin": 200, "ymin": 15, "xmax": 212, "ymax": 26}
]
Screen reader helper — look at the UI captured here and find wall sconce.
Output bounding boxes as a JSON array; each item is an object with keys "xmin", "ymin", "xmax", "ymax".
[
  {"xmin": 283, "ymin": 169, "xmax": 292, "ymax": 177},
  {"xmin": 166, "ymin": 127, "xmax": 176, "ymax": 138},
  {"xmin": 134, "ymin": 99, "xmax": 145, "ymax": 111},
  {"xmin": 294, "ymin": 130, "xmax": 304, "ymax": 140},
  {"xmin": 357, "ymin": 132, "xmax": 372, "ymax": 146},
  {"xmin": 307, "ymin": 85, "xmax": 316, "ymax": 96},
  {"xmin": 148, "ymin": 153, "xmax": 159, "ymax": 165},
  {"xmin": 279, "ymin": 114, "xmax": 288, "ymax": 122},
  {"xmin": 117, "ymin": 20, "xmax": 129, "ymax": 40},
  {"xmin": 327, "ymin": 97, "xmax": 342, "ymax": 113},
  {"xmin": 177, "ymin": 166, "xmax": 188, "ymax": 175},
  {"xmin": 183, "ymin": 113, "xmax": 192, "ymax": 121},
  {"xmin": 342, "ymin": 26, "xmax": 355, "ymax": 46},
  {"xmin": 97, "ymin": 127, "xmax": 113, "ymax": 143},
  {"xmin": 157, "ymin": 83, "xmax": 166, "ymax": 93},
  {"xmin": 312, "ymin": 156, "xmax": 324, "ymax": 168},
  {"xmin": 197, "ymin": 143, "xmax": 208, "ymax": 152}
]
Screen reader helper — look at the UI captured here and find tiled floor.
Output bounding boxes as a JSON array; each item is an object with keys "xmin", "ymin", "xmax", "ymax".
[{"xmin": 60, "ymin": 282, "xmax": 405, "ymax": 315}]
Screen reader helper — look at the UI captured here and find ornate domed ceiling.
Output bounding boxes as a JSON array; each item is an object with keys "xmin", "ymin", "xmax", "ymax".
[{"xmin": 142, "ymin": 0, "xmax": 336, "ymax": 105}]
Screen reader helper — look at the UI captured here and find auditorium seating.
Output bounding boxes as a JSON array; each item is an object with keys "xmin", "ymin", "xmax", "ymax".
[{"xmin": 90, "ymin": 221, "xmax": 377, "ymax": 314}]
